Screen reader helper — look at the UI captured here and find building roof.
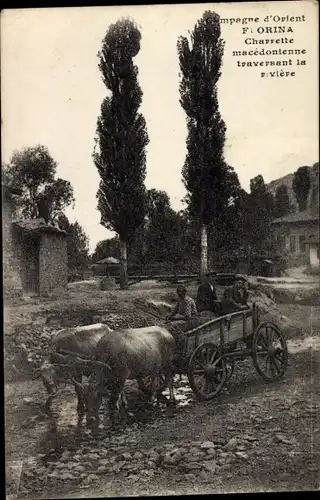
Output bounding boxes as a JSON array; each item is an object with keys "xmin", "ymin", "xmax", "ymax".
[
  {"xmin": 272, "ymin": 211, "xmax": 319, "ymax": 224},
  {"xmin": 12, "ymin": 217, "xmax": 67, "ymax": 235},
  {"xmin": 305, "ymin": 239, "xmax": 320, "ymax": 245},
  {"xmin": 92, "ymin": 256, "xmax": 120, "ymax": 265}
]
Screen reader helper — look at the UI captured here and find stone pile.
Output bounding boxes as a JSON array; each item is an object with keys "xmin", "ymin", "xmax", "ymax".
[
  {"xmin": 92, "ymin": 312, "xmax": 155, "ymax": 331},
  {"xmin": 18, "ymin": 434, "xmax": 258, "ymax": 494},
  {"xmin": 4, "ymin": 325, "xmax": 58, "ymax": 380}
]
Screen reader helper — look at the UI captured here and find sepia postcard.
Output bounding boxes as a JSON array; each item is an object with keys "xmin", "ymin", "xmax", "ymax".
[{"xmin": 2, "ymin": 1, "xmax": 319, "ymax": 499}]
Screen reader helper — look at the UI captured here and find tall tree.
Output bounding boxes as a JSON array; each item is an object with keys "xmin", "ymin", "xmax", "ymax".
[
  {"xmin": 93, "ymin": 18, "xmax": 149, "ymax": 289},
  {"xmin": 274, "ymin": 184, "xmax": 291, "ymax": 218},
  {"xmin": 3, "ymin": 145, "xmax": 74, "ymax": 222},
  {"xmin": 292, "ymin": 166, "xmax": 311, "ymax": 211},
  {"xmin": 177, "ymin": 11, "xmax": 240, "ymax": 280}
]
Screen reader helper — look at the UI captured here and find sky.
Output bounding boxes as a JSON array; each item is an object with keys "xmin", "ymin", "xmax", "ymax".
[{"xmin": 1, "ymin": 2, "xmax": 319, "ymax": 252}]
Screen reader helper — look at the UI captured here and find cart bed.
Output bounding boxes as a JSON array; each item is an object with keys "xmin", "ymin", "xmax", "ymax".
[{"xmin": 184, "ymin": 308, "xmax": 253, "ymax": 357}]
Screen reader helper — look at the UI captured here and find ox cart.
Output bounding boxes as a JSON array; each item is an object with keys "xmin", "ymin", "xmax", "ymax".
[{"xmin": 169, "ymin": 302, "xmax": 288, "ymax": 401}]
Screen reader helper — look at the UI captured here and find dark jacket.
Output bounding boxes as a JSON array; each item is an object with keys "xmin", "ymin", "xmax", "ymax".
[
  {"xmin": 220, "ymin": 285, "xmax": 248, "ymax": 315},
  {"xmin": 232, "ymin": 286, "xmax": 248, "ymax": 305},
  {"xmin": 196, "ymin": 283, "xmax": 218, "ymax": 313}
]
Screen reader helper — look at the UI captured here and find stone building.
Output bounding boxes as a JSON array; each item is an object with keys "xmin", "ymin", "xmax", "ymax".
[
  {"xmin": 272, "ymin": 210, "xmax": 319, "ymax": 268},
  {"xmin": 3, "ymin": 186, "xmax": 24, "ymax": 297},
  {"xmin": 3, "ymin": 187, "xmax": 68, "ymax": 297}
]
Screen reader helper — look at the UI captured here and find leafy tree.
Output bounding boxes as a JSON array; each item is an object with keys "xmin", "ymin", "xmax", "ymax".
[
  {"xmin": 57, "ymin": 214, "xmax": 89, "ymax": 271},
  {"xmin": 91, "ymin": 237, "xmax": 120, "ymax": 263},
  {"xmin": 274, "ymin": 184, "xmax": 292, "ymax": 218},
  {"xmin": 147, "ymin": 189, "xmax": 171, "ymax": 216},
  {"xmin": 249, "ymin": 175, "xmax": 275, "ymax": 214},
  {"xmin": 177, "ymin": 11, "xmax": 240, "ymax": 280},
  {"xmin": 145, "ymin": 189, "xmax": 179, "ymax": 265},
  {"xmin": 93, "ymin": 18, "xmax": 149, "ymax": 289},
  {"xmin": 3, "ymin": 145, "xmax": 74, "ymax": 222},
  {"xmin": 208, "ymin": 188, "xmax": 249, "ymax": 271},
  {"xmin": 37, "ymin": 179, "xmax": 74, "ymax": 223},
  {"xmin": 246, "ymin": 175, "xmax": 276, "ymax": 265},
  {"xmin": 292, "ymin": 166, "xmax": 311, "ymax": 211}
]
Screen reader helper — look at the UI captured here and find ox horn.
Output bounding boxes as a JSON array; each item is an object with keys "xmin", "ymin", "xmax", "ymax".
[
  {"xmin": 57, "ymin": 350, "xmax": 111, "ymax": 371},
  {"xmin": 91, "ymin": 360, "xmax": 112, "ymax": 371}
]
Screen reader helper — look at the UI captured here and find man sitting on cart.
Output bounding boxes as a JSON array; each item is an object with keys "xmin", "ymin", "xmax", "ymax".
[
  {"xmin": 232, "ymin": 278, "xmax": 249, "ymax": 305},
  {"xmin": 166, "ymin": 284, "xmax": 198, "ymax": 360},
  {"xmin": 196, "ymin": 271, "xmax": 221, "ymax": 316},
  {"xmin": 221, "ymin": 281, "xmax": 249, "ymax": 315},
  {"xmin": 167, "ymin": 284, "xmax": 197, "ymax": 323}
]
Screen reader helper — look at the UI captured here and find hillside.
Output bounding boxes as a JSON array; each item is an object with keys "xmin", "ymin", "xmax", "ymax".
[{"xmin": 267, "ymin": 162, "xmax": 319, "ymax": 213}]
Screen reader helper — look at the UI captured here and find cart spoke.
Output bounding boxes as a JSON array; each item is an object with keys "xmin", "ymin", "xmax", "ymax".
[
  {"xmin": 256, "ymin": 349, "xmax": 269, "ymax": 357},
  {"xmin": 201, "ymin": 376, "xmax": 211, "ymax": 393},
  {"xmin": 209, "ymin": 377, "xmax": 218, "ymax": 389},
  {"xmin": 209, "ymin": 350, "xmax": 218, "ymax": 364},
  {"xmin": 270, "ymin": 355, "xmax": 281, "ymax": 374},
  {"xmin": 274, "ymin": 349, "xmax": 284, "ymax": 362},
  {"xmin": 263, "ymin": 356, "xmax": 270, "ymax": 376},
  {"xmin": 195, "ymin": 360, "xmax": 206, "ymax": 371},
  {"xmin": 258, "ymin": 331, "xmax": 268, "ymax": 349},
  {"xmin": 270, "ymin": 357, "xmax": 277, "ymax": 377},
  {"xmin": 193, "ymin": 369, "xmax": 205, "ymax": 375},
  {"xmin": 205, "ymin": 348, "xmax": 211, "ymax": 363},
  {"xmin": 266, "ymin": 327, "xmax": 272, "ymax": 347},
  {"xmin": 199, "ymin": 350, "xmax": 207, "ymax": 365}
]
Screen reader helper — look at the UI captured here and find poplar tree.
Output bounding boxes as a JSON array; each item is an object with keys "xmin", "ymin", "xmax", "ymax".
[
  {"xmin": 274, "ymin": 184, "xmax": 291, "ymax": 218},
  {"xmin": 93, "ymin": 18, "xmax": 149, "ymax": 289},
  {"xmin": 292, "ymin": 166, "xmax": 311, "ymax": 212},
  {"xmin": 177, "ymin": 11, "xmax": 239, "ymax": 280}
]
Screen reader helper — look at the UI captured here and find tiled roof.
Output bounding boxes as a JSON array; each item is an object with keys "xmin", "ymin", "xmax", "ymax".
[
  {"xmin": 272, "ymin": 211, "xmax": 319, "ymax": 224},
  {"xmin": 12, "ymin": 217, "xmax": 67, "ymax": 235}
]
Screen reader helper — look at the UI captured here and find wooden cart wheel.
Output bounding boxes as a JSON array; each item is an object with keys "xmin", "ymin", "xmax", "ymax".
[
  {"xmin": 252, "ymin": 322, "xmax": 288, "ymax": 382},
  {"xmin": 188, "ymin": 342, "xmax": 227, "ymax": 401}
]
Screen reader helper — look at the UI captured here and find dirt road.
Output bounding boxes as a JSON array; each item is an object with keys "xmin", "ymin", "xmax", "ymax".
[{"xmin": 5, "ymin": 300, "xmax": 320, "ymax": 498}]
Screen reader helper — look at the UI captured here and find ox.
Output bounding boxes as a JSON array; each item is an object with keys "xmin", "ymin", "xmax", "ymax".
[
  {"xmin": 71, "ymin": 325, "xmax": 176, "ymax": 427},
  {"xmin": 36, "ymin": 323, "xmax": 112, "ymax": 422}
]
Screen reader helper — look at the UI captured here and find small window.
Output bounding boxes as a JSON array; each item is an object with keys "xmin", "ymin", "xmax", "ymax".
[
  {"xmin": 299, "ymin": 235, "xmax": 306, "ymax": 253},
  {"xmin": 290, "ymin": 236, "xmax": 296, "ymax": 253}
]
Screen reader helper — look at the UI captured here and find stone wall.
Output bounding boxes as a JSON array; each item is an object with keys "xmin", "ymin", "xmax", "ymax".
[
  {"xmin": 39, "ymin": 232, "xmax": 68, "ymax": 295},
  {"xmin": 2, "ymin": 199, "xmax": 23, "ymax": 298},
  {"xmin": 20, "ymin": 234, "xmax": 40, "ymax": 294}
]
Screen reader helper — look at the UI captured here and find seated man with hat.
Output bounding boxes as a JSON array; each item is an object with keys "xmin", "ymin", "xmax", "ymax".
[
  {"xmin": 196, "ymin": 271, "xmax": 221, "ymax": 315},
  {"xmin": 221, "ymin": 283, "xmax": 249, "ymax": 315}
]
